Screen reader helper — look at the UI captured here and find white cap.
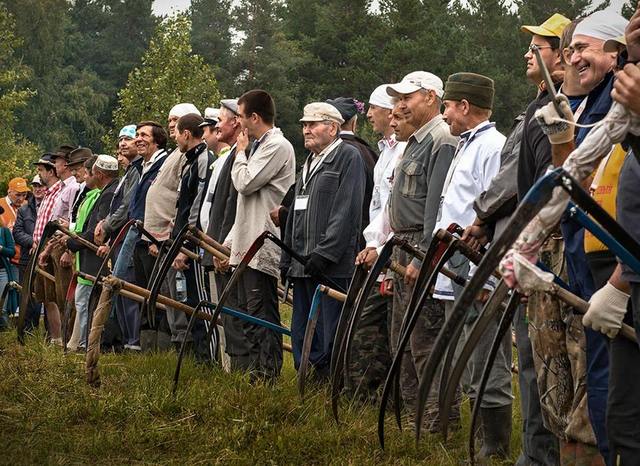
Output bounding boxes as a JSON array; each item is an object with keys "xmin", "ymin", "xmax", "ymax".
[
  {"xmin": 299, "ymin": 102, "xmax": 344, "ymax": 124},
  {"xmin": 369, "ymin": 84, "xmax": 394, "ymax": 109},
  {"xmin": 204, "ymin": 107, "xmax": 220, "ymax": 120},
  {"xmin": 387, "ymin": 71, "xmax": 444, "ymax": 98},
  {"xmin": 94, "ymin": 154, "xmax": 119, "ymax": 172},
  {"xmin": 573, "ymin": 10, "xmax": 628, "ymax": 42},
  {"xmin": 31, "ymin": 175, "xmax": 42, "ymax": 185},
  {"xmin": 169, "ymin": 103, "xmax": 201, "ymax": 118}
]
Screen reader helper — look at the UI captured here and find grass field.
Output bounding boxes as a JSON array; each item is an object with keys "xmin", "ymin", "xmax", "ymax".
[{"xmin": 0, "ymin": 328, "xmax": 521, "ymax": 465}]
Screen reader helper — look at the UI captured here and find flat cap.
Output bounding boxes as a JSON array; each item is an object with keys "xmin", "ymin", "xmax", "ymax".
[
  {"xmin": 443, "ymin": 72, "xmax": 495, "ymax": 110},
  {"xmin": 118, "ymin": 124, "xmax": 136, "ymax": 140},
  {"xmin": 220, "ymin": 99, "xmax": 239, "ymax": 115},
  {"xmin": 326, "ymin": 97, "xmax": 358, "ymax": 122},
  {"xmin": 300, "ymin": 102, "xmax": 344, "ymax": 125},
  {"xmin": 33, "ymin": 153, "xmax": 56, "ymax": 169}
]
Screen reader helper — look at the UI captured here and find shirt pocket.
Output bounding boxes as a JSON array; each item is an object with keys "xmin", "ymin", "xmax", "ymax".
[
  {"xmin": 397, "ymin": 159, "xmax": 424, "ymax": 198},
  {"xmin": 315, "ymin": 171, "xmax": 340, "ymax": 193}
]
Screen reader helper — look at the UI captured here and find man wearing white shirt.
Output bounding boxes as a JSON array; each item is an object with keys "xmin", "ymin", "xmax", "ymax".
[
  {"xmin": 435, "ymin": 72, "xmax": 511, "ymax": 459},
  {"xmin": 346, "ymin": 85, "xmax": 406, "ymax": 400}
]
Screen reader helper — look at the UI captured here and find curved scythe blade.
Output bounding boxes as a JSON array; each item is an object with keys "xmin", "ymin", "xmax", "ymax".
[
  {"xmin": 17, "ymin": 221, "xmax": 58, "ymax": 344},
  {"xmin": 330, "ymin": 240, "xmax": 396, "ymax": 423},
  {"xmin": 469, "ymin": 290, "xmax": 520, "ymax": 465},
  {"xmin": 377, "ymin": 236, "xmax": 459, "ymax": 449},
  {"xmin": 439, "ymin": 279, "xmax": 509, "ymax": 438},
  {"xmin": 85, "ymin": 219, "xmax": 136, "ymax": 348},
  {"xmin": 298, "ymin": 285, "xmax": 326, "ymax": 399},
  {"xmin": 328, "ymin": 265, "xmax": 368, "ymax": 422},
  {"xmin": 413, "ymin": 170, "xmax": 562, "ymax": 442},
  {"xmin": 147, "ymin": 224, "xmax": 191, "ymax": 337}
]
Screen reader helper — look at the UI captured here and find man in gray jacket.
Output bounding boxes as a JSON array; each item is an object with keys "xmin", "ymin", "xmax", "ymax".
[{"xmin": 283, "ymin": 102, "xmax": 365, "ymax": 379}]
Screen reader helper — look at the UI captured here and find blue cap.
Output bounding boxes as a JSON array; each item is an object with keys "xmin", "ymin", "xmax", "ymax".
[{"xmin": 118, "ymin": 124, "xmax": 137, "ymax": 140}]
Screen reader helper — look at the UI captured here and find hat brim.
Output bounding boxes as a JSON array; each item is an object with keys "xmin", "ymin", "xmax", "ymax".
[
  {"xmin": 33, "ymin": 160, "xmax": 55, "ymax": 169},
  {"xmin": 65, "ymin": 159, "xmax": 88, "ymax": 167},
  {"xmin": 199, "ymin": 120, "xmax": 218, "ymax": 128},
  {"xmin": 521, "ymin": 25, "xmax": 557, "ymax": 37},
  {"xmin": 12, "ymin": 186, "xmax": 31, "ymax": 193},
  {"xmin": 386, "ymin": 82, "xmax": 421, "ymax": 97}
]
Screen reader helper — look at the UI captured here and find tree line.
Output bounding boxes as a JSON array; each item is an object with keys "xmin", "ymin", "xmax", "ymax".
[{"xmin": 0, "ymin": 0, "xmax": 635, "ymax": 190}]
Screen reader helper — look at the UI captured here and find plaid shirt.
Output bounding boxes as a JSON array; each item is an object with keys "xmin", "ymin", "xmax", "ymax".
[{"xmin": 33, "ymin": 180, "xmax": 65, "ymax": 244}]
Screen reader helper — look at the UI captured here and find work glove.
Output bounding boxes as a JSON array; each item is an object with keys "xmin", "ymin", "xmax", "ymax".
[
  {"xmin": 534, "ymin": 94, "xmax": 575, "ymax": 144},
  {"xmin": 304, "ymin": 252, "xmax": 331, "ymax": 279},
  {"xmin": 583, "ymin": 282, "xmax": 630, "ymax": 339}
]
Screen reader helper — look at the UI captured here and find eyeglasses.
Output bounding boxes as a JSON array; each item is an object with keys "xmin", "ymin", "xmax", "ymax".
[{"xmin": 528, "ymin": 44, "xmax": 554, "ymax": 52}]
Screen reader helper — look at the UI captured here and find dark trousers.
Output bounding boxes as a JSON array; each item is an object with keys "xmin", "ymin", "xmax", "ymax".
[
  {"xmin": 514, "ymin": 303, "xmax": 560, "ymax": 466},
  {"xmin": 184, "ymin": 258, "xmax": 214, "ymax": 363},
  {"xmin": 133, "ymin": 241, "xmax": 169, "ymax": 332},
  {"xmin": 214, "ymin": 271, "xmax": 250, "ymax": 369},
  {"xmin": 291, "ymin": 276, "xmax": 349, "ymax": 377},
  {"xmin": 236, "ymin": 267, "xmax": 282, "ymax": 379},
  {"xmin": 607, "ymin": 284, "xmax": 640, "ymax": 465},
  {"xmin": 562, "ymin": 220, "xmax": 609, "ymax": 462}
]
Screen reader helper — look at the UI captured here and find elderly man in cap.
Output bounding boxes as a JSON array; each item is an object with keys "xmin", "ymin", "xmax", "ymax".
[
  {"xmin": 535, "ymin": 10, "xmax": 629, "ymax": 463},
  {"xmin": 326, "ymin": 97, "xmax": 377, "ymax": 238},
  {"xmin": 202, "ymin": 99, "xmax": 250, "ymax": 369},
  {"xmin": 435, "ymin": 72, "xmax": 511, "ymax": 458},
  {"xmin": 345, "ymin": 86, "xmax": 407, "ymax": 401},
  {"xmin": 0, "ymin": 177, "xmax": 30, "ymax": 280},
  {"xmin": 59, "ymin": 155, "xmax": 120, "ymax": 350},
  {"xmin": 282, "ymin": 102, "xmax": 365, "ymax": 379},
  {"xmin": 356, "ymin": 71, "xmax": 456, "ymax": 427},
  {"xmin": 13, "ymin": 176, "xmax": 45, "ymax": 330},
  {"xmin": 31, "ymin": 154, "xmax": 64, "ymax": 343}
]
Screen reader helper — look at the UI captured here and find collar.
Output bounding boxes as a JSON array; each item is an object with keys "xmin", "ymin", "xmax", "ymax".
[
  {"xmin": 459, "ymin": 120, "xmax": 493, "ymax": 142},
  {"xmin": 144, "ymin": 148, "xmax": 167, "ymax": 166},
  {"xmin": 185, "ymin": 142, "xmax": 207, "ymax": 161},
  {"xmin": 378, "ymin": 134, "xmax": 398, "ymax": 151},
  {"xmin": 309, "ymin": 137, "xmax": 343, "ymax": 161},
  {"xmin": 340, "ymin": 130, "xmax": 354, "ymax": 136},
  {"xmin": 411, "ymin": 114, "xmax": 444, "ymax": 143}
]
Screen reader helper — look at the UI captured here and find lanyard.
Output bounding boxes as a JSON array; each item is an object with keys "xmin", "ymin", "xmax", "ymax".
[
  {"xmin": 442, "ymin": 122, "xmax": 495, "ymax": 196},
  {"xmin": 301, "ymin": 138, "xmax": 342, "ymax": 192}
]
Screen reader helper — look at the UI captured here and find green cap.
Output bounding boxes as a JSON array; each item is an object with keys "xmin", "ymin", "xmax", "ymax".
[{"xmin": 443, "ymin": 72, "xmax": 495, "ymax": 110}]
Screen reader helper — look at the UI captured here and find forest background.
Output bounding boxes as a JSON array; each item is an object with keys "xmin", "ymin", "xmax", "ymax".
[{"xmin": 0, "ymin": 0, "xmax": 636, "ymax": 192}]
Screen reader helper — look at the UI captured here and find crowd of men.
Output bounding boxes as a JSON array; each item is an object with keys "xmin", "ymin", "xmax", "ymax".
[{"xmin": 3, "ymin": 6, "xmax": 640, "ymax": 465}]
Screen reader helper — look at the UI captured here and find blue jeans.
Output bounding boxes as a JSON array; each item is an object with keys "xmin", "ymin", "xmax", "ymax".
[{"xmin": 75, "ymin": 283, "xmax": 93, "ymax": 348}]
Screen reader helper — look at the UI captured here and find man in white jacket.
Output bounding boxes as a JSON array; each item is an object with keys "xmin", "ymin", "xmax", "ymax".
[{"xmin": 225, "ymin": 89, "xmax": 295, "ymax": 381}]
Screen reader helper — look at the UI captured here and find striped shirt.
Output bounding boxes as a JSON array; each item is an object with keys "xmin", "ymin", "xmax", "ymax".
[{"xmin": 33, "ymin": 180, "xmax": 65, "ymax": 244}]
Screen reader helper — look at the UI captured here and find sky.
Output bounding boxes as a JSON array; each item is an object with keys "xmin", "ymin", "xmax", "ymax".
[{"xmin": 151, "ymin": 0, "xmax": 629, "ymax": 17}]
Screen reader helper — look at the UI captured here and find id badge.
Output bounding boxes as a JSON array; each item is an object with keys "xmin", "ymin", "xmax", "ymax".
[{"xmin": 294, "ymin": 195, "xmax": 309, "ymax": 211}]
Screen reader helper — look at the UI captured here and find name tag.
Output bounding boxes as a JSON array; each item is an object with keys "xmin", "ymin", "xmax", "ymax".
[{"xmin": 294, "ymin": 195, "xmax": 309, "ymax": 211}]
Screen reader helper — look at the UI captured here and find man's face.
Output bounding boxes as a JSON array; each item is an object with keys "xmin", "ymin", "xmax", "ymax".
[
  {"xmin": 390, "ymin": 103, "xmax": 417, "ymax": 141},
  {"xmin": 524, "ymin": 35, "xmax": 561, "ymax": 83},
  {"xmin": 394, "ymin": 89, "xmax": 431, "ymax": 128},
  {"xmin": 85, "ymin": 168, "xmax": 97, "ymax": 189},
  {"xmin": 569, "ymin": 34, "xmax": 616, "ymax": 91},
  {"xmin": 67, "ymin": 163, "xmax": 82, "ymax": 180},
  {"xmin": 36, "ymin": 165, "xmax": 54, "ymax": 187},
  {"xmin": 7, "ymin": 190, "xmax": 27, "ymax": 206},
  {"xmin": 302, "ymin": 121, "xmax": 336, "ymax": 154},
  {"xmin": 203, "ymin": 125, "xmax": 220, "ymax": 149},
  {"xmin": 217, "ymin": 108, "xmax": 239, "ymax": 144},
  {"xmin": 118, "ymin": 136, "xmax": 137, "ymax": 159},
  {"xmin": 167, "ymin": 115, "xmax": 180, "ymax": 140},
  {"xmin": 32, "ymin": 184, "xmax": 46, "ymax": 200},
  {"xmin": 175, "ymin": 128, "xmax": 190, "ymax": 153},
  {"xmin": 442, "ymin": 100, "xmax": 467, "ymax": 137},
  {"xmin": 237, "ymin": 103, "xmax": 256, "ymax": 138},
  {"xmin": 54, "ymin": 157, "xmax": 68, "ymax": 179},
  {"xmin": 135, "ymin": 125, "xmax": 159, "ymax": 158},
  {"xmin": 367, "ymin": 104, "xmax": 392, "ymax": 135}
]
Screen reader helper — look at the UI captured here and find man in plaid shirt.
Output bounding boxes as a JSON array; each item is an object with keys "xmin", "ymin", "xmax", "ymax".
[{"xmin": 31, "ymin": 153, "xmax": 66, "ymax": 344}]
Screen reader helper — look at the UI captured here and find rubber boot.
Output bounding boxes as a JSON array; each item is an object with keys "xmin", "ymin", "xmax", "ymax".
[{"xmin": 478, "ymin": 404, "xmax": 512, "ymax": 460}]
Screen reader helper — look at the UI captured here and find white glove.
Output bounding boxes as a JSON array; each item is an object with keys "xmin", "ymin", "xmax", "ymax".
[
  {"xmin": 534, "ymin": 94, "xmax": 575, "ymax": 144},
  {"xmin": 583, "ymin": 282, "xmax": 630, "ymax": 339}
]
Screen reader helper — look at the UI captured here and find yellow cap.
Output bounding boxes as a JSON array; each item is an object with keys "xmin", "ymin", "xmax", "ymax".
[
  {"xmin": 604, "ymin": 35, "xmax": 626, "ymax": 53},
  {"xmin": 521, "ymin": 13, "xmax": 571, "ymax": 38}
]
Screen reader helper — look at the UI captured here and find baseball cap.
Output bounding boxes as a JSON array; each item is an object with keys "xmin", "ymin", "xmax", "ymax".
[
  {"xmin": 521, "ymin": 13, "xmax": 571, "ymax": 38},
  {"xmin": 369, "ymin": 84, "xmax": 394, "ymax": 109},
  {"xmin": 386, "ymin": 71, "xmax": 444, "ymax": 98},
  {"xmin": 118, "ymin": 124, "xmax": 136, "ymax": 140},
  {"xmin": 199, "ymin": 107, "xmax": 220, "ymax": 128},
  {"xmin": 299, "ymin": 102, "xmax": 345, "ymax": 125},
  {"xmin": 220, "ymin": 99, "xmax": 239, "ymax": 115},
  {"xmin": 31, "ymin": 175, "xmax": 42, "ymax": 186},
  {"xmin": 169, "ymin": 103, "xmax": 201, "ymax": 118},
  {"xmin": 94, "ymin": 154, "xmax": 118, "ymax": 171},
  {"xmin": 573, "ymin": 10, "xmax": 628, "ymax": 42},
  {"xmin": 8, "ymin": 177, "xmax": 30, "ymax": 193}
]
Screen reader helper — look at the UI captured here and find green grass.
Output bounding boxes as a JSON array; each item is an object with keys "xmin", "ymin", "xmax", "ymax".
[{"xmin": 0, "ymin": 327, "xmax": 522, "ymax": 465}]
